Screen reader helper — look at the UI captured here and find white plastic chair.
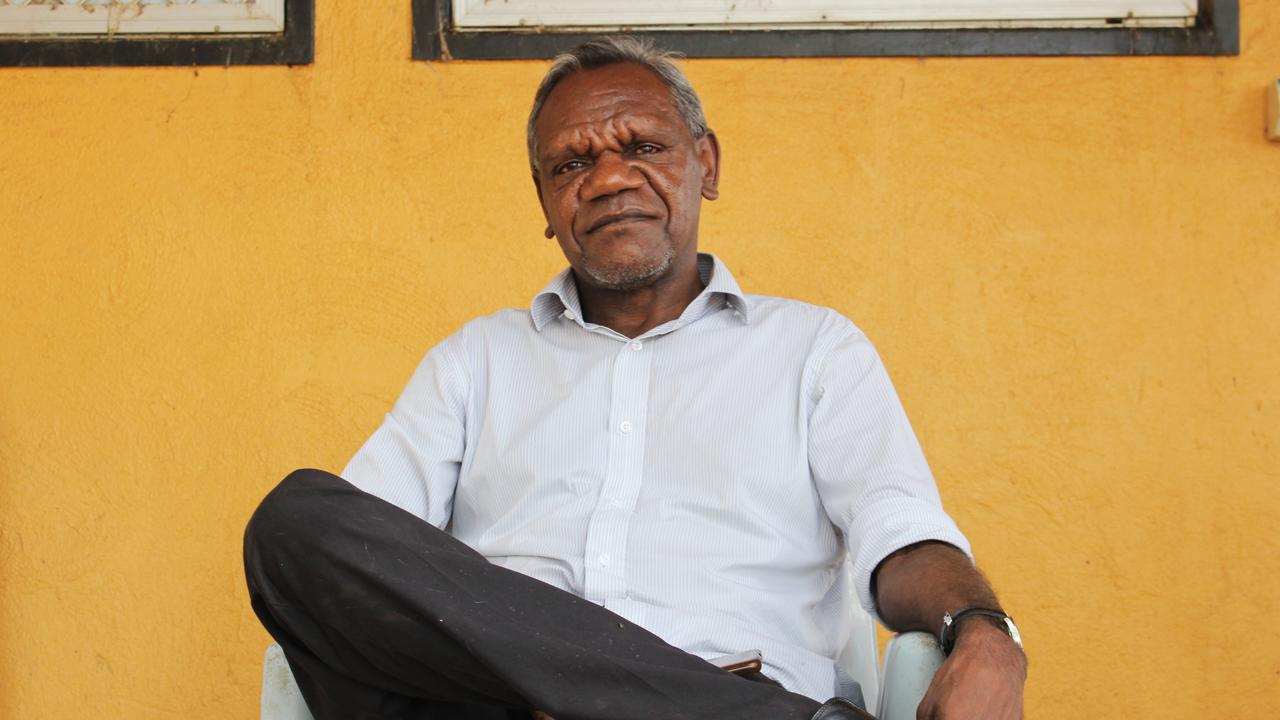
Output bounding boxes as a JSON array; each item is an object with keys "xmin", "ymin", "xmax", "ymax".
[{"xmin": 261, "ymin": 600, "xmax": 944, "ymax": 720}]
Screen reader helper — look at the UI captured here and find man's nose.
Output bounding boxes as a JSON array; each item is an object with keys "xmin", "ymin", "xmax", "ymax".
[{"xmin": 580, "ymin": 151, "xmax": 644, "ymax": 200}]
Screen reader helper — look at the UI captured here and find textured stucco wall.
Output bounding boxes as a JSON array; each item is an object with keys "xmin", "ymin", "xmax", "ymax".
[{"xmin": 2, "ymin": 1, "xmax": 1278, "ymax": 718}]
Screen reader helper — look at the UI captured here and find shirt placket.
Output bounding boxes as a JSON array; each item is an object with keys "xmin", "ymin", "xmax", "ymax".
[{"xmin": 581, "ymin": 337, "xmax": 652, "ymax": 604}]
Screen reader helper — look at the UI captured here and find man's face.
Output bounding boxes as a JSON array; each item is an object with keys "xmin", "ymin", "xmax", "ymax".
[{"xmin": 532, "ymin": 63, "xmax": 720, "ymax": 292}]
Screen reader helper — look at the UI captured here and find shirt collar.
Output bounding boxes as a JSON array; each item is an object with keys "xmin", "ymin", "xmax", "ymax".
[{"xmin": 530, "ymin": 252, "xmax": 751, "ymax": 332}]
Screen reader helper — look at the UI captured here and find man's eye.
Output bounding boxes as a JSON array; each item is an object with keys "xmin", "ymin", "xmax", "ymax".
[
  {"xmin": 554, "ymin": 160, "xmax": 586, "ymax": 175},
  {"xmin": 634, "ymin": 143, "xmax": 662, "ymax": 155}
]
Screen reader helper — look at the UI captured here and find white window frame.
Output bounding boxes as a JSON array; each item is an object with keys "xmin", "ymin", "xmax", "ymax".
[
  {"xmin": 0, "ymin": 0, "xmax": 285, "ymax": 36},
  {"xmin": 452, "ymin": 0, "xmax": 1197, "ymax": 31}
]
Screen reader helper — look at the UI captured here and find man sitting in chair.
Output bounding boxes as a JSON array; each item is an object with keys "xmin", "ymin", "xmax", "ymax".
[{"xmin": 244, "ymin": 36, "xmax": 1027, "ymax": 720}]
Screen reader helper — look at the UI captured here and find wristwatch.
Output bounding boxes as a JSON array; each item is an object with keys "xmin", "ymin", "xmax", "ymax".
[{"xmin": 939, "ymin": 608, "xmax": 1023, "ymax": 656}]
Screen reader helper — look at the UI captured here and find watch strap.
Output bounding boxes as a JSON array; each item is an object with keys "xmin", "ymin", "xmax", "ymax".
[{"xmin": 939, "ymin": 607, "xmax": 1015, "ymax": 656}]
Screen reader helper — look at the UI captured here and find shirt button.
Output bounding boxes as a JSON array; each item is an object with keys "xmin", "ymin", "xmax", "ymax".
[
  {"xmin": 619, "ymin": 421, "xmax": 633, "ymax": 433},
  {"xmin": 610, "ymin": 498, "xmax": 624, "ymax": 509},
  {"xmin": 598, "ymin": 554, "xmax": 611, "ymax": 567},
  {"xmin": 630, "ymin": 340, "xmax": 643, "ymax": 351},
  {"xmin": 564, "ymin": 309, "xmax": 577, "ymax": 320}
]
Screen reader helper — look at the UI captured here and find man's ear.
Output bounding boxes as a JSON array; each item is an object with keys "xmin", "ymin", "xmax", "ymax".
[
  {"xmin": 697, "ymin": 130, "xmax": 721, "ymax": 201},
  {"xmin": 531, "ymin": 172, "xmax": 554, "ymax": 238}
]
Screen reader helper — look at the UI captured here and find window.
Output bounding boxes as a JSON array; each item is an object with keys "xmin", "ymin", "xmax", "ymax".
[
  {"xmin": 0, "ymin": 0, "xmax": 313, "ymax": 67},
  {"xmin": 412, "ymin": 0, "xmax": 1237, "ymax": 59},
  {"xmin": 452, "ymin": 1, "xmax": 1198, "ymax": 30}
]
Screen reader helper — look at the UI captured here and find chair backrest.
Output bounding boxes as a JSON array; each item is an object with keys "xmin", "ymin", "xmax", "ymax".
[{"xmin": 835, "ymin": 589, "xmax": 882, "ymax": 712}]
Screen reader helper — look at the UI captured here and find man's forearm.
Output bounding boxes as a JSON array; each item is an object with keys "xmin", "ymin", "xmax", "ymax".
[
  {"xmin": 873, "ymin": 540, "xmax": 1027, "ymax": 720},
  {"xmin": 872, "ymin": 540, "xmax": 1000, "ymax": 636}
]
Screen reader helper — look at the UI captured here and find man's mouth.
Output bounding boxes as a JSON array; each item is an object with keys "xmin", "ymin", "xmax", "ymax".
[{"xmin": 585, "ymin": 210, "xmax": 656, "ymax": 234}]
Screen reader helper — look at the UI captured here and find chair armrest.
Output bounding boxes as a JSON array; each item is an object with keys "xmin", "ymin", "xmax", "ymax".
[
  {"xmin": 261, "ymin": 644, "xmax": 315, "ymax": 720},
  {"xmin": 876, "ymin": 632, "xmax": 944, "ymax": 720}
]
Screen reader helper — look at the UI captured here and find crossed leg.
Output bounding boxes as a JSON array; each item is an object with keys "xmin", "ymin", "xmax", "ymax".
[{"xmin": 244, "ymin": 469, "xmax": 827, "ymax": 720}]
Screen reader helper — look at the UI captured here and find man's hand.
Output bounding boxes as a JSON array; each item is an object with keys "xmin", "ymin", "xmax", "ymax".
[{"xmin": 916, "ymin": 619, "xmax": 1027, "ymax": 720}]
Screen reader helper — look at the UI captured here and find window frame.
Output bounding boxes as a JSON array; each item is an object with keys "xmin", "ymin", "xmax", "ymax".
[
  {"xmin": 411, "ymin": 0, "xmax": 1237, "ymax": 60},
  {"xmin": 0, "ymin": 0, "xmax": 313, "ymax": 67}
]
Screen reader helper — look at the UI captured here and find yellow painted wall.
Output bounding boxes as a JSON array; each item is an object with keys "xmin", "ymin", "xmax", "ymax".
[{"xmin": 2, "ymin": 1, "xmax": 1278, "ymax": 717}]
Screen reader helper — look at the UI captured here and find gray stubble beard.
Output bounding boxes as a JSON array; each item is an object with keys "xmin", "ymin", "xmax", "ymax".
[{"xmin": 578, "ymin": 243, "xmax": 676, "ymax": 292}]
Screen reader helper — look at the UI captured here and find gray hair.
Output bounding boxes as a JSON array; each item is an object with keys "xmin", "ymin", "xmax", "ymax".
[{"xmin": 526, "ymin": 35, "xmax": 709, "ymax": 174}]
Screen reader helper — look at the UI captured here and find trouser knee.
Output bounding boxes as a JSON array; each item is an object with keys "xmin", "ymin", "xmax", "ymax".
[
  {"xmin": 244, "ymin": 468, "xmax": 350, "ymax": 579},
  {"xmin": 248, "ymin": 466, "xmax": 345, "ymax": 530}
]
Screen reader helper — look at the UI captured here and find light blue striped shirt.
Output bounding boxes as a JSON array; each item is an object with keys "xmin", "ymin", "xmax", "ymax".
[{"xmin": 343, "ymin": 253, "xmax": 971, "ymax": 701}]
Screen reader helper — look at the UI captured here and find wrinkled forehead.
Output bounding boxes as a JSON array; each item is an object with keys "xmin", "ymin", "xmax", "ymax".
[
  {"xmin": 533, "ymin": 64, "xmax": 684, "ymax": 152},
  {"xmin": 539, "ymin": 110, "xmax": 677, "ymax": 158}
]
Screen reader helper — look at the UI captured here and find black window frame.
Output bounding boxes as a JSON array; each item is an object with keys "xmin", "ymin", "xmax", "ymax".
[
  {"xmin": 0, "ymin": 0, "xmax": 313, "ymax": 67},
  {"xmin": 413, "ymin": 0, "xmax": 1237, "ymax": 60}
]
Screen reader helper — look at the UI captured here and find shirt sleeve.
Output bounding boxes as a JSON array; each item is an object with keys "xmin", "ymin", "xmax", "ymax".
[
  {"xmin": 806, "ymin": 312, "xmax": 972, "ymax": 618},
  {"xmin": 341, "ymin": 327, "xmax": 469, "ymax": 529}
]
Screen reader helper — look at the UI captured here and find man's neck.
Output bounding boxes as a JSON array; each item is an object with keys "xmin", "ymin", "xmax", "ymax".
[{"xmin": 575, "ymin": 261, "xmax": 704, "ymax": 339}]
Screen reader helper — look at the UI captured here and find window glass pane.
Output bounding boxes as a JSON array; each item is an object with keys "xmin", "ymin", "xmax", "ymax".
[{"xmin": 0, "ymin": 0, "xmax": 285, "ymax": 35}]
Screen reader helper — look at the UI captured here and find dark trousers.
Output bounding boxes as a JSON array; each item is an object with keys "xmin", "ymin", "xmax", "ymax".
[{"xmin": 243, "ymin": 469, "xmax": 829, "ymax": 720}]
